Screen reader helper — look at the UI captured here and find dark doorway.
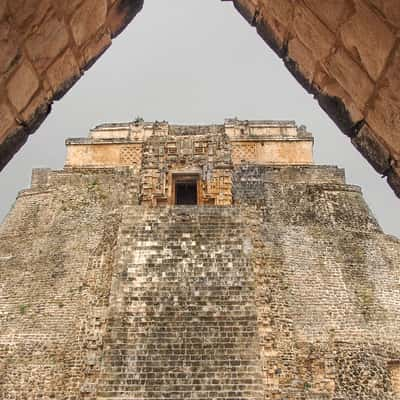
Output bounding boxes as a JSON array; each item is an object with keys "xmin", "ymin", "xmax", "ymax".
[{"xmin": 175, "ymin": 180, "xmax": 197, "ymax": 205}]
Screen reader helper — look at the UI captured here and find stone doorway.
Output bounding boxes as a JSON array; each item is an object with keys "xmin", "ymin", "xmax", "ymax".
[{"xmin": 173, "ymin": 175, "xmax": 199, "ymax": 205}]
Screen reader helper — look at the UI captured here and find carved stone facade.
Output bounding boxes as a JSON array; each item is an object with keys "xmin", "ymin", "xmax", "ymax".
[
  {"xmin": 139, "ymin": 132, "xmax": 233, "ymax": 206},
  {"xmin": 65, "ymin": 119, "xmax": 313, "ymax": 207}
]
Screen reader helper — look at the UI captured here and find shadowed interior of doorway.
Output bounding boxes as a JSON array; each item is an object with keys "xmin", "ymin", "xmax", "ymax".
[{"xmin": 174, "ymin": 176, "xmax": 198, "ymax": 205}]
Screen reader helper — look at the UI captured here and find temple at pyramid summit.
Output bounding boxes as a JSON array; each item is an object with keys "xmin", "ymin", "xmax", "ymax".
[
  {"xmin": 1, "ymin": 119, "xmax": 400, "ymax": 399},
  {"xmin": 63, "ymin": 118, "xmax": 314, "ymax": 206}
]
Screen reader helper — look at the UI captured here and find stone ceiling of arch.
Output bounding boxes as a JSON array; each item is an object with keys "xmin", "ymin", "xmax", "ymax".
[{"xmin": 0, "ymin": 0, "xmax": 399, "ymax": 197}]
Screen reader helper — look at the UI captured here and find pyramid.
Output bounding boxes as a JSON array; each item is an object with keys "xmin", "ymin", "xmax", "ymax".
[{"xmin": 1, "ymin": 119, "xmax": 400, "ymax": 399}]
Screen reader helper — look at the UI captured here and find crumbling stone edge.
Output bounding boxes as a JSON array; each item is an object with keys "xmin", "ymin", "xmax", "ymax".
[{"xmin": 0, "ymin": 0, "xmax": 144, "ymax": 172}]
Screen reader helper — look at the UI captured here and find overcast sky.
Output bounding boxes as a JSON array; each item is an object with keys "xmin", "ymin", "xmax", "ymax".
[{"xmin": 0, "ymin": 0, "xmax": 398, "ymax": 237}]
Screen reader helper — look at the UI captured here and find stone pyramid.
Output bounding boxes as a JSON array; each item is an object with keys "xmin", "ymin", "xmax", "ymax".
[{"xmin": 1, "ymin": 119, "xmax": 400, "ymax": 399}]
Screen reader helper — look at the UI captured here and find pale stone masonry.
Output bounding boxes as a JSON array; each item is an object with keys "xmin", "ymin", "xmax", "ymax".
[
  {"xmin": 1, "ymin": 119, "xmax": 400, "ymax": 399},
  {"xmin": 65, "ymin": 119, "xmax": 313, "ymax": 206}
]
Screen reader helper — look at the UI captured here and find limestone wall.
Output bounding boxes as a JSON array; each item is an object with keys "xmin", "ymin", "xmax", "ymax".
[
  {"xmin": 65, "ymin": 120, "xmax": 313, "ymax": 172},
  {"xmin": 231, "ymin": 140, "xmax": 313, "ymax": 165},
  {"xmin": 0, "ymin": 168, "xmax": 139, "ymax": 399},
  {"xmin": 234, "ymin": 167, "xmax": 400, "ymax": 399},
  {"xmin": 65, "ymin": 141, "xmax": 143, "ymax": 168},
  {"xmin": 1, "ymin": 164, "xmax": 400, "ymax": 399}
]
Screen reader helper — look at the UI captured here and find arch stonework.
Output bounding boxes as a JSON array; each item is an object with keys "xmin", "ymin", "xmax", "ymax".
[{"xmin": 0, "ymin": 0, "xmax": 399, "ymax": 197}]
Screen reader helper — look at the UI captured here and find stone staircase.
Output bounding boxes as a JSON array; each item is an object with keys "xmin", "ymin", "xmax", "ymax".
[{"xmin": 96, "ymin": 206, "xmax": 263, "ymax": 400}]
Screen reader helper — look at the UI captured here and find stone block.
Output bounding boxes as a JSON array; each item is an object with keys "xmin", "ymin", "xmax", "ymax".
[
  {"xmin": 0, "ymin": 103, "xmax": 16, "ymax": 144},
  {"xmin": 287, "ymin": 37, "xmax": 316, "ymax": 86},
  {"xmin": 292, "ymin": 4, "xmax": 336, "ymax": 61},
  {"xmin": 368, "ymin": 0, "xmax": 400, "ymax": 28},
  {"xmin": 325, "ymin": 79, "xmax": 364, "ymax": 124},
  {"xmin": 264, "ymin": 0, "xmax": 293, "ymax": 26},
  {"xmin": 351, "ymin": 123, "xmax": 391, "ymax": 174},
  {"xmin": 256, "ymin": 13, "xmax": 286, "ymax": 56},
  {"xmin": 340, "ymin": 0, "xmax": 395, "ymax": 81},
  {"xmin": 81, "ymin": 31, "xmax": 112, "ymax": 71},
  {"xmin": 6, "ymin": 61, "xmax": 40, "ymax": 112},
  {"xmin": 70, "ymin": 0, "xmax": 107, "ymax": 47},
  {"xmin": 314, "ymin": 74, "xmax": 364, "ymax": 135},
  {"xmin": 323, "ymin": 47, "xmax": 374, "ymax": 111},
  {"xmin": 0, "ymin": 125, "xmax": 28, "ymax": 171},
  {"xmin": 303, "ymin": 0, "xmax": 351, "ymax": 32},
  {"xmin": 21, "ymin": 91, "xmax": 50, "ymax": 131},
  {"xmin": 31, "ymin": 168, "xmax": 51, "ymax": 188},
  {"xmin": 25, "ymin": 12, "xmax": 70, "ymax": 73},
  {"xmin": 46, "ymin": 49, "xmax": 81, "ymax": 100},
  {"xmin": 0, "ymin": 2, "xmax": 7, "ymax": 20},
  {"xmin": 8, "ymin": 0, "xmax": 52, "ymax": 31},
  {"xmin": 365, "ymin": 45, "xmax": 400, "ymax": 157},
  {"xmin": 57, "ymin": 0, "xmax": 85, "ymax": 16},
  {"xmin": 255, "ymin": 0, "xmax": 293, "ymax": 56},
  {"xmin": 381, "ymin": 44, "xmax": 400, "ymax": 96},
  {"xmin": 0, "ymin": 21, "xmax": 20, "ymax": 75},
  {"xmin": 366, "ymin": 87, "xmax": 400, "ymax": 161}
]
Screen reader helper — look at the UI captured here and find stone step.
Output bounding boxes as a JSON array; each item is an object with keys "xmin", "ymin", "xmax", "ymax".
[
  {"xmin": 97, "ymin": 392, "xmax": 263, "ymax": 400},
  {"xmin": 96, "ymin": 207, "xmax": 261, "ymax": 399},
  {"xmin": 98, "ymin": 367, "xmax": 261, "ymax": 374},
  {"xmin": 98, "ymin": 372, "xmax": 261, "ymax": 379}
]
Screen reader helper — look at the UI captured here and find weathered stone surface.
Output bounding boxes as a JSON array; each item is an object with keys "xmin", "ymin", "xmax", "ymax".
[
  {"xmin": 254, "ymin": 0, "xmax": 294, "ymax": 56},
  {"xmin": 8, "ymin": 0, "xmax": 52, "ymax": 30},
  {"xmin": 351, "ymin": 123, "xmax": 391, "ymax": 173},
  {"xmin": 256, "ymin": 12, "xmax": 286, "ymax": 56},
  {"xmin": 303, "ymin": 0, "xmax": 351, "ymax": 32},
  {"xmin": 0, "ymin": 126, "xmax": 28, "ymax": 171},
  {"xmin": 232, "ymin": 0, "xmax": 258, "ymax": 25},
  {"xmin": 365, "ymin": 44, "xmax": 400, "ymax": 160},
  {"xmin": 263, "ymin": 0, "xmax": 292, "ymax": 26},
  {"xmin": 388, "ymin": 168, "xmax": 400, "ymax": 197},
  {"xmin": 0, "ymin": 21, "xmax": 19, "ymax": 75},
  {"xmin": 66, "ymin": 119, "xmax": 313, "ymax": 174},
  {"xmin": 6, "ymin": 60, "xmax": 39, "ymax": 112},
  {"xmin": 46, "ymin": 49, "xmax": 81, "ymax": 99},
  {"xmin": 367, "ymin": 87, "xmax": 400, "ymax": 160},
  {"xmin": 383, "ymin": 45, "xmax": 400, "ymax": 96},
  {"xmin": 292, "ymin": 4, "xmax": 336, "ymax": 61},
  {"xmin": 324, "ymin": 47, "xmax": 375, "ymax": 110},
  {"xmin": 25, "ymin": 12, "xmax": 70, "ymax": 72},
  {"xmin": 368, "ymin": 0, "xmax": 400, "ymax": 28},
  {"xmin": 21, "ymin": 91, "xmax": 51, "ymax": 131},
  {"xmin": 0, "ymin": 103, "xmax": 16, "ymax": 143},
  {"xmin": 1, "ymin": 120, "xmax": 400, "ymax": 399},
  {"xmin": 57, "ymin": 0, "xmax": 85, "ymax": 16},
  {"xmin": 340, "ymin": 0, "xmax": 396, "ymax": 81},
  {"xmin": 106, "ymin": 0, "xmax": 144, "ymax": 38},
  {"xmin": 0, "ymin": 2, "xmax": 7, "ymax": 20},
  {"xmin": 81, "ymin": 31, "xmax": 112, "ymax": 70},
  {"xmin": 286, "ymin": 37, "xmax": 315, "ymax": 87},
  {"xmin": 70, "ymin": 0, "xmax": 107, "ymax": 46},
  {"xmin": 314, "ymin": 71, "xmax": 364, "ymax": 133}
]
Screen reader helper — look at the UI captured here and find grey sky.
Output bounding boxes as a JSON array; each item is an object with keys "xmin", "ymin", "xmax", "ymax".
[{"xmin": 0, "ymin": 0, "xmax": 399, "ymax": 237}]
